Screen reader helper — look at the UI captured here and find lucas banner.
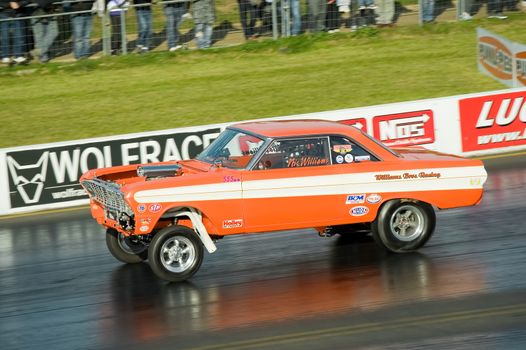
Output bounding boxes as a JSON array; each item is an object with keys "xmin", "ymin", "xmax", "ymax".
[{"xmin": 459, "ymin": 90, "xmax": 526, "ymax": 152}]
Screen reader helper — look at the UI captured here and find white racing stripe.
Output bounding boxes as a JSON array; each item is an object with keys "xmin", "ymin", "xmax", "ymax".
[{"xmin": 134, "ymin": 166, "xmax": 487, "ymax": 203}]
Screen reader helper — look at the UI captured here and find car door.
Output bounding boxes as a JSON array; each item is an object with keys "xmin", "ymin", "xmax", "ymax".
[{"xmin": 241, "ymin": 136, "xmax": 342, "ymax": 232}]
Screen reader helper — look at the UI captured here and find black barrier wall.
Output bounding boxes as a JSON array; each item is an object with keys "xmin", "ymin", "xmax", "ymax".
[{"xmin": 5, "ymin": 128, "xmax": 221, "ymax": 209}]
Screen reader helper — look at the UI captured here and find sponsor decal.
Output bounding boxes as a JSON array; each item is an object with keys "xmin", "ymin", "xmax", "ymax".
[
  {"xmin": 339, "ymin": 118, "xmax": 368, "ymax": 132},
  {"xmin": 346, "ymin": 194, "xmax": 365, "ymax": 204},
  {"xmin": 4, "ymin": 128, "xmax": 221, "ymax": 209},
  {"xmin": 372, "ymin": 110, "xmax": 435, "ymax": 147},
  {"xmin": 478, "ymin": 35, "xmax": 513, "ymax": 81},
  {"xmin": 224, "ymin": 175, "xmax": 241, "ymax": 183},
  {"xmin": 470, "ymin": 178, "xmax": 482, "ymax": 186},
  {"xmin": 139, "ymin": 218, "xmax": 151, "ymax": 225},
  {"xmin": 223, "ymin": 219, "xmax": 243, "ymax": 229},
  {"xmin": 333, "ymin": 145, "xmax": 353, "ymax": 154},
  {"xmin": 148, "ymin": 203, "xmax": 162, "ymax": 213},
  {"xmin": 344, "ymin": 154, "xmax": 354, "ymax": 163},
  {"xmin": 366, "ymin": 193, "xmax": 382, "ymax": 204},
  {"xmin": 139, "ymin": 225, "xmax": 149, "ymax": 232},
  {"xmin": 355, "ymin": 155, "xmax": 371, "ymax": 162},
  {"xmin": 335, "ymin": 155, "xmax": 344, "ymax": 164},
  {"xmin": 288, "ymin": 157, "xmax": 329, "ymax": 167},
  {"xmin": 137, "ymin": 204, "xmax": 146, "ymax": 213},
  {"xmin": 459, "ymin": 91, "xmax": 526, "ymax": 152},
  {"xmin": 350, "ymin": 206, "xmax": 369, "ymax": 216},
  {"xmin": 375, "ymin": 172, "xmax": 441, "ymax": 181}
]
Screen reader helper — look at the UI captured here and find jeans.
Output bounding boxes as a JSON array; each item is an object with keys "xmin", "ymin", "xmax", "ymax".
[
  {"xmin": 164, "ymin": 4, "xmax": 185, "ymax": 49},
  {"xmin": 31, "ymin": 16, "xmax": 58, "ymax": 61},
  {"xmin": 0, "ymin": 14, "xmax": 25, "ymax": 58},
  {"xmin": 135, "ymin": 8, "xmax": 152, "ymax": 48},
  {"xmin": 72, "ymin": 14, "xmax": 92, "ymax": 59},
  {"xmin": 195, "ymin": 23, "xmax": 213, "ymax": 49},
  {"xmin": 308, "ymin": 0, "xmax": 326, "ymax": 32},
  {"xmin": 238, "ymin": 0, "xmax": 256, "ymax": 39},
  {"xmin": 290, "ymin": 0, "xmax": 301, "ymax": 35},
  {"xmin": 422, "ymin": 0, "xmax": 435, "ymax": 22},
  {"xmin": 376, "ymin": 0, "xmax": 394, "ymax": 24}
]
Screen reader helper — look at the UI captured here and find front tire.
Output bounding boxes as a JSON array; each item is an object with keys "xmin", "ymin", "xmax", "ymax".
[
  {"xmin": 148, "ymin": 225, "xmax": 204, "ymax": 282},
  {"xmin": 106, "ymin": 228, "xmax": 149, "ymax": 263},
  {"xmin": 372, "ymin": 200, "xmax": 436, "ymax": 253}
]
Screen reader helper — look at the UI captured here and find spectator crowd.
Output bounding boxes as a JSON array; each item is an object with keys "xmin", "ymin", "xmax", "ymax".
[{"xmin": 0, "ymin": 0, "xmax": 522, "ymax": 65}]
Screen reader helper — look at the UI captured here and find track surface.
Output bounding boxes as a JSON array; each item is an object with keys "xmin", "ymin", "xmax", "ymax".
[{"xmin": 1, "ymin": 155, "xmax": 526, "ymax": 350}]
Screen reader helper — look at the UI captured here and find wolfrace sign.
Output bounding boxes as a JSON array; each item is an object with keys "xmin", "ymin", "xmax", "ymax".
[{"xmin": 2, "ymin": 127, "xmax": 222, "ymax": 212}]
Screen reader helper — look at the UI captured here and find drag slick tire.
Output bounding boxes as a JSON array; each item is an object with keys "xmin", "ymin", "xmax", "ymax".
[
  {"xmin": 372, "ymin": 200, "xmax": 436, "ymax": 253},
  {"xmin": 106, "ymin": 228, "xmax": 148, "ymax": 263},
  {"xmin": 148, "ymin": 225, "xmax": 204, "ymax": 282}
]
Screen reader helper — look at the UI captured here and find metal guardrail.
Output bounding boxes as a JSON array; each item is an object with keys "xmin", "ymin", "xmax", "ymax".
[{"xmin": 0, "ymin": 0, "xmax": 520, "ymax": 63}]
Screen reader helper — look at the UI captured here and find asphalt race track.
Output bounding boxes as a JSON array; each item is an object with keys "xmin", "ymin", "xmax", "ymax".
[{"xmin": 1, "ymin": 154, "xmax": 526, "ymax": 350}]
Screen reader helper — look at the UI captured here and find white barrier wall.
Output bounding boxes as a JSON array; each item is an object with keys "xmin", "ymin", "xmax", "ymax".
[{"xmin": 1, "ymin": 87, "xmax": 526, "ymax": 216}]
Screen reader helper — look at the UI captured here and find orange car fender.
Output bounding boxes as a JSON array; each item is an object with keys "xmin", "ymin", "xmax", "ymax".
[{"xmin": 166, "ymin": 207, "xmax": 218, "ymax": 253}]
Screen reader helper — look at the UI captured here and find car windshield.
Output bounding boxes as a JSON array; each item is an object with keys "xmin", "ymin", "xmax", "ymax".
[{"xmin": 196, "ymin": 128, "xmax": 266, "ymax": 169}]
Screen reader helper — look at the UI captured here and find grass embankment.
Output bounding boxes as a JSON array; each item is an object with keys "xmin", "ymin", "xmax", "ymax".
[{"xmin": 1, "ymin": 14, "xmax": 525, "ymax": 148}]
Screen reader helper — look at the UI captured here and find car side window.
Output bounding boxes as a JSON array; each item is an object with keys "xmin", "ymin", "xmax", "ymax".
[
  {"xmin": 256, "ymin": 138, "xmax": 330, "ymax": 170},
  {"xmin": 330, "ymin": 136, "xmax": 378, "ymax": 164}
]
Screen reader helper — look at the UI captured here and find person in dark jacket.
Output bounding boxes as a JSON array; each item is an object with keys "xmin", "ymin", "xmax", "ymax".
[
  {"xmin": 30, "ymin": 0, "xmax": 59, "ymax": 62},
  {"xmin": 0, "ymin": 0, "xmax": 30, "ymax": 64},
  {"xmin": 70, "ymin": 0, "xmax": 95, "ymax": 59}
]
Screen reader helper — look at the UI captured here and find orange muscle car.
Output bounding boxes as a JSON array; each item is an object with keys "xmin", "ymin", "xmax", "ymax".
[{"xmin": 80, "ymin": 120, "xmax": 487, "ymax": 282}]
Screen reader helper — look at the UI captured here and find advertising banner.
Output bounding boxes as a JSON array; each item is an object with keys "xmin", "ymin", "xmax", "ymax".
[
  {"xmin": 2, "ymin": 87, "xmax": 525, "ymax": 216},
  {"xmin": 477, "ymin": 27, "xmax": 515, "ymax": 87},
  {"xmin": 477, "ymin": 27, "xmax": 526, "ymax": 88},
  {"xmin": 371, "ymin": 110, "xmax": 435, "ymax": 147},
  {"xmin": 3, "ymin": 127, "xmax": 222, "ymax": 212},
  {"xmin": 459, "ymin": 89, "xmax": 526, "ymax": 152}
]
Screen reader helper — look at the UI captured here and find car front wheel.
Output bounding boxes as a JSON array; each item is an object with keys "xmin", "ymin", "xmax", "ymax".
[
  {"xmin": 148, "ymin": 225, "xmax": 204, "ymax": 282},
  {"xmin": 106, "ymin": 228, "xmax": 149, "ymax": 263},
  {"xmin": 372, "ymin": 200, "xmax": 436, "ymax": 253}
]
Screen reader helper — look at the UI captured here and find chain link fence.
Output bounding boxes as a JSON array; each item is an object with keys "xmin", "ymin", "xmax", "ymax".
[{"xmin": 0, "ymin": 0, "xmax": 523, "ymax": 64}]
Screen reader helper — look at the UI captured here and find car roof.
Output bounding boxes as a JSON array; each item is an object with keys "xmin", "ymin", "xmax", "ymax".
[{"xmin": 231, "ymin": 119, "xmax": 360, "ymax": 138}]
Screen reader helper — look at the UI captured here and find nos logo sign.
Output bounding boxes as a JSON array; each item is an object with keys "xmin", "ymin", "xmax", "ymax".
[
  {"xmin": 372, "ymin": 110, "xmax": 435, "ymax": 147},
  {"xmin": 5, "ymin": 128, "xmax": 221, "ymax": 209}
]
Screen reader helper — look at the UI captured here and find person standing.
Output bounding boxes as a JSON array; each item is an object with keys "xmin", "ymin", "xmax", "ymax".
[
  {"xmin": 133, "ymin": 0, "xmax": 151, "ymax": 52},
  {"xmin": 107, "ymin": 0, "xmax": 129, "ymax": 54},
  {"xmin": 192, "ymin": 0, "xmax": 215, "ymax": 49},
  {"xmin": 163, "ymin": 0, "xmax": 186, "ymax": 51},
  {"xmin": 375, "ymin": 0, "xmax": 394, "ymax": 27},
  {"xmin": 421, "ymin": 0, "xmax": 434, "ymax": 23},
  {"xmin": 309, "ymin": 0, "xmax": 326, "ymax": 32},
  {"xmin": 237, "ymin": 0, "xmax": 257, "ymax": 40},
  {"xmin": 487, "ymin": 0, "xmax": 507, "ymax": 18},
  {"xmin": 290, "ymin": 0, "xmax": 301, "ymax": 35},
  {"xmin": 30, "ymin": 0, "xmax": 59, "ymax": 62},
  {"xmin": 0, "ymin": 0, "xmax": 29, "ymax": 64},
  {"xmin": 70, "ymin": 0, "xmax": 95, "ymax": 60}
]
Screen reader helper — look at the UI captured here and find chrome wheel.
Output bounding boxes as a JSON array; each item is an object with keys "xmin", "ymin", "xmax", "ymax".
[
  {"xmin": 389, "ymin": 204, "xmax": 425, "ymax": 242},
  {"xmin": 160, "ymin": 236, "xmax": 196, "ymax": 273}
]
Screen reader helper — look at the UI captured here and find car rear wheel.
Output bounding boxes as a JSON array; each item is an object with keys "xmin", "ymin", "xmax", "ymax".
[
  {"xmin": 106, "ymin": 228, "xmax": 149, "ymax": 263},
  {"xmin": 148, "ymin": 225, "xmax": 204, "ymax": 282},
  {"xmin": 372, "ymin": 200, "xmax": 436, "ymax": 253}
]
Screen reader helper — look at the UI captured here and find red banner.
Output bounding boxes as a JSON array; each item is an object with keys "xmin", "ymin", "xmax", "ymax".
[
  {"xmin": 459, "ymin": 91, "xmax": 526, "ymax": 152},
  {"xmin": 372, "ymin": 110, "xmax": 435, "ymax": 147},
  {"xmin": 339, "ymin": 118, "xmax": 368, "ymax": 133}
]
